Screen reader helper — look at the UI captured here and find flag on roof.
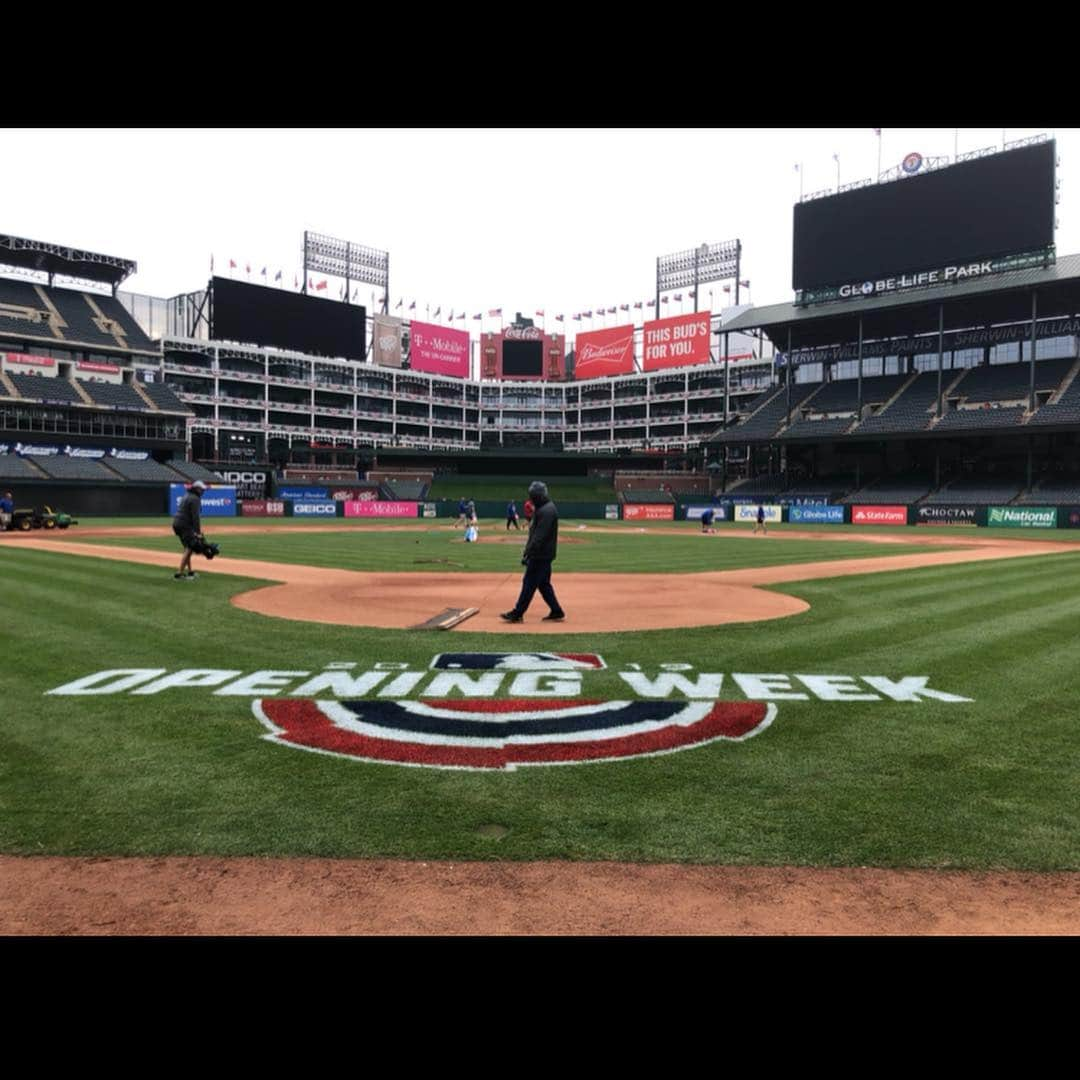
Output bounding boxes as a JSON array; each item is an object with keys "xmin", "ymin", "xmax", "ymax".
[
  {"xmin": 489, "ymin": 308, "xmax": 502, "ymax": 317},
  {"xmin": 275, "ymin": 270, "xmax": 282, "ymax": 282}
]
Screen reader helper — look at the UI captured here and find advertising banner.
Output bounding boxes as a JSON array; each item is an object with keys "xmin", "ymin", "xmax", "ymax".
[
  {"xmin": 422, "ymin": 502, "xmax": 437, "ymax": 518},
  {"xmin": 734, "ymin": 503, "xmax": 783, "ymax": 523},
  {"xmin": 15, "ymin": 443, "xmax": 61, "ymax": 456},
  {"xmin": 291, "ymin": 500, "xmax": 339, "ymax": 517},
  {"xmin": 240, "ymin": 500, "xmax": 286, "ymax": 517},
  {"xmin": 788, "ymin": 504, "xmax": 845, "ymax": 524},
  {"xmin": 5, "ymin": 352, "xmax": 54, "ymax": 367},
  {"xmin": 574, "ymin": 324, "xmax": 636, "ymax": 380},
  {"xmin": 373, "ymin": 314, "xmax": 403, "ymax": 368},
  {"xmin": 915, "ymin": 505, "xmax": 978, "ymax": 526},
  {"xmin": 987, "ymin": 506, "xmax": 1058, "ymax": 528},
  {"xmin": 343, "ymin": 500, "xmax": 418, "ymax": 518},
  {"xmin": 623, "ymin": 504, "xmax": 675, "ymax": 521},
  {"xmin": 77, "ymin": 361, "xmax": 120, "ymax": 374},
  {"xmin": 684, "ymin": 505, "xmax": 729, "ymax": 521},
  {"xmin": 605, "ymin": 505, "xmax": 620, "ymax": 520},
  {"xmin": 852, "ymin": 505, "xmax": 907, "ymax": 525},
  {"xmin": 278, "ymin": 486, "xmax": 328, "ymax": 500},
  {"xmin": 409, "ymin": 321, "xmax": 470, "ymax": 379},
  {"xmin": 219, "ymin": 469, "xmax": 269, "ymax": 501},
  {"xmin": 642, "ymin": 311, "xmax": 712, "ymax": 372},
  {"xmin": 1064, "ymin": 507, "xmax": 1080, "ymax": 529},
  {"xmin": 63, "ymin": 445, "xmax": 106, "ymax": 459},
  {"xmin": 110, "ymin": 449, "xmax": 150, "ymax": 461},
  {"xmin": 329, "ymin": 486, "xmax": 380, "ymax": 502},
  {"xmin": 168, "ymin": 484, "xmax": 236, "ymax": 517}
]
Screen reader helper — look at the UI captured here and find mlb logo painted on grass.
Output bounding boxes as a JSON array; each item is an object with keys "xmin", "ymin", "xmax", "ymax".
[{"xmin": 431, "ymin": 652, "xmax": 606, "ymax": 670}]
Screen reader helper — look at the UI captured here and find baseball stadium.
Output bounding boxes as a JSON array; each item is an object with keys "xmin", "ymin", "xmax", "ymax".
[{"xmin": 2, "ymin": 135, "xmax": 1079, "ymax": 934}]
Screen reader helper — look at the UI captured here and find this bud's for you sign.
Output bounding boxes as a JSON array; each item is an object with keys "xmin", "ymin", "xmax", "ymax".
[{"xmin": 643, "ymin": 312, "xmax": 712, "ymax": 371}]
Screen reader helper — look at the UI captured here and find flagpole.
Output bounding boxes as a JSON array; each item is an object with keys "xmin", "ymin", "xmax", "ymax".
[{"xmin": 876, "ymin": 130, "xmax": 882, "ymax": 180}]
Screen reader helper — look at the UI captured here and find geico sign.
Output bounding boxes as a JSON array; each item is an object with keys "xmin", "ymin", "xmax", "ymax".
[{"xmin": 294, "ymin": 502, "xmax": 336, "ymax": 515}]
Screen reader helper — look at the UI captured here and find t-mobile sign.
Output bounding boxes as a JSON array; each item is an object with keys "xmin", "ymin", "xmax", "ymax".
[{"xmin": 409, "ymin": 321, "xmax": 470, "ymax": 378}]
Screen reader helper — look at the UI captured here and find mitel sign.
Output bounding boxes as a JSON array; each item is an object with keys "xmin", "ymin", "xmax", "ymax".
[
  {"xmin": 45, "ymin": 654, "xmax": 974, "ymax": 772},
  {"xmin": 167, "ymin": 484, "xmax": 236, "ymax": 516}
]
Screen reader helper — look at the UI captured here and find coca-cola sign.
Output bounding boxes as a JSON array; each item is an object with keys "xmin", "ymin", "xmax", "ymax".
[{"xmin": 504, "ymin": 326, "xmax": 543, "ymax": 340}]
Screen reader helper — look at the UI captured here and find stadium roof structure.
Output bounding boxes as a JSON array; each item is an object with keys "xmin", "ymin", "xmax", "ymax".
[
  {"xmin": 0, "ymin": 234, "xmax": 137, "ymax": 290},
  {"xmin": 726, "ymin": 253, "xmax": 1080, "ymax": 351}
]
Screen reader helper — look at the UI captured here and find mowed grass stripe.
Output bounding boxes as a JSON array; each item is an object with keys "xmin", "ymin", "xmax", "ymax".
[
  {"xmin": 65, "ymin": 526, "xmax": 951, "ymax": 574},
  {"xmin": 2, "ymin": 541, "xmax": 1079, "ymax": 866}
]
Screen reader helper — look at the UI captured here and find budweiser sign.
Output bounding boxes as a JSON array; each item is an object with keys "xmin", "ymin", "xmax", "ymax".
[{"xmin": 575, "ymin": 324, "xmax": 635, "ymax": 380}]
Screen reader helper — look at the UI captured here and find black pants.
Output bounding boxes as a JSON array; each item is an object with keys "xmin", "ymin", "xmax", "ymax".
[{"xmin": 512, "ymin": 558, "xmax": 563, "ymax": 616}]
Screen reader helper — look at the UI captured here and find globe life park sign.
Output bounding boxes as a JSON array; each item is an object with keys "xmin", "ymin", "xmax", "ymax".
[{"xmin": 794, "ymin": 247, "xmax": 1056, "ymax": 307}]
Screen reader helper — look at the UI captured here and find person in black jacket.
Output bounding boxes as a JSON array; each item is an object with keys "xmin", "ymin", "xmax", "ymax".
[
  {"xmin": 172, "ymin": 480, "xmax": 206, "ymax": 580},
  {"xmin": 501, "ymin": 480, "xmax": 565, "ymax": 623}
]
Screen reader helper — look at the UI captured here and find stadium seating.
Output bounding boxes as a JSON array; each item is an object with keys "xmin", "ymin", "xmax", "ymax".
[
  {"xmin": 716, "ymin": 381, "xmax": 823, "ymax": 441},
  {"xmin": 780, "ymin": 416, "xmax": 855, "ymax": 439},
  {"xmin": 923, "ymin": 478, "xmax": 1023, "ymax": 504},
  {"xmin": 168, "ymin": 461, "xmax": 224, "ymax": 482},
  {"xmin": 853, "ymin": 372, "xmax": 943, "ymax": 435},
  {"xmin": 949, "ymin": 357, "xmax": 1073, "ymax": 403},
  {"xmin": 932, "ymin": 406, "xmax": 1026, "ymax": 431},
  {"xmin": 1015, "ymin": 480, "xmax": 1080, "ymax": 504},
  {"xmin": 7, "ymin": 373, "xmax": 84, "ymax": 405},
  {"xmin": 803, "ymin": 373, "xmax": 909, "ymax": 413},
  {"xmin": 841, "ymin": 476, "xmax": 933, "ymax": 504},
  {"xmin": 621, "ymin": 490, "xmax": 675, "ymax": 503},
  {"xmin": 140, "ymin": 381, "xmax": 190, "ymax": 412},
  {"xmin": 32, "ymin": 456, "xmax": 120, "ymax": 481},
  {"xmin": 105, "ymin": 457, "xmax": 186, "ymax": 481},
  {"xmin": 1026, "ymin": 368, "xmax": 1080, "ymax": 426},
  {"xmin": 78, "ymin": 381, "xmax": 150, "ymax": 411},
  {"xmin": 0, "ymin": 455, "xmax": 46, "ymax": 479}
]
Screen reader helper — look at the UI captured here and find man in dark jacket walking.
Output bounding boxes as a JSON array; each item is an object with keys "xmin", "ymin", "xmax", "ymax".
[
  {"xmin": 501, "ymin": 480, "xmax": 565, "ymax": 623},
  {"xmin": 172, "ymin": 480, "xmax": 206, "ymax": 580}
]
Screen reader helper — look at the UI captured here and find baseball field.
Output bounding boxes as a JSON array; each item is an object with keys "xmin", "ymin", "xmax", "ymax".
[{"xmin": 3, "ymin": 515, "xmax": 1079, "ymax": 933}]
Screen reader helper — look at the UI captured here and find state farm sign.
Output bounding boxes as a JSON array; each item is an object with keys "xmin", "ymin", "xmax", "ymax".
[{"xmin": 851, "ymin": 505, "xmax": 907, "ymax": 525}]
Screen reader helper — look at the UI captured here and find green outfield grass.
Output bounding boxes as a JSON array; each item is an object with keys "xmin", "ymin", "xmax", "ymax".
[
  {"xmin": 427, "ymin": 475, "xmax": 617, "ymax": 501},
  {"xmin": 2, "ymin": 524, "xmax": 1079, "ymax": 869},
  {"xmin": 69, "ymin": 519, "xmax": 952, "ymax": 573}
]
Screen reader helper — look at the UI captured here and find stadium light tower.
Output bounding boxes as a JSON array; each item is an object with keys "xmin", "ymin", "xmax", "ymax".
[
  {"xmin": 303, "ymin": 231, "xmax": 389, "ymax": 311},
  {"xmin": 656, "ymin": 238, "xmax": 741, "ymax": 312}
]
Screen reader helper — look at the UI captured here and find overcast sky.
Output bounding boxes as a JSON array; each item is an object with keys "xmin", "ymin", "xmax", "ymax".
[{"xmin": 1, "ymin": 127, "xmax": 1068, "ymax": 329}]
